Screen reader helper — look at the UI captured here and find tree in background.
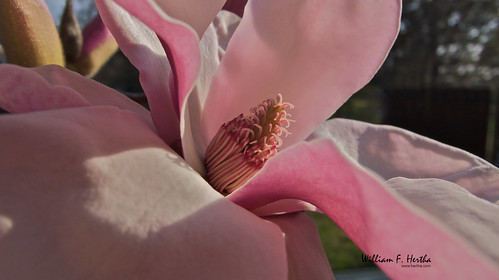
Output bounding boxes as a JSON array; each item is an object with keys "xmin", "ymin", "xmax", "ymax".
[{"xmin": 378, "ymin": 0, "xmax": 499, "ymax": 89}]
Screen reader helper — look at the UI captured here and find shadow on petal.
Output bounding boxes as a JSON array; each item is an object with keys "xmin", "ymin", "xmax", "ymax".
[{"xmin": 0, "ymin": 106, "xmax": 287, "ymax": 279}]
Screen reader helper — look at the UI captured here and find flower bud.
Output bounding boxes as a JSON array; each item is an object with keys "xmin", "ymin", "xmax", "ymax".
[{"xmin": 0, "ymin": 0, "xmax": 65, "ymax": 67}]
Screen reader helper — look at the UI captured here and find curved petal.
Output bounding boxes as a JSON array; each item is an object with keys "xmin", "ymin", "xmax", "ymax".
[
  {"xmin": 265, "ymin": 213, "xmax": 334, "ymax": 280},
  {"xmin": 151, "ymin": 0, "xmax": 226, "ymax": 38},
  {"xmin": 201, "ymin": 0, "xmax": 401, "ymax": 148},
  {"xmin": 387, "ymin": 177, "xmax": 499, "ymax": 264},
  {"xmin": 95, "ymin": 0, "xmax": 183, "ymax": 147},
  {"xmin": 229, "ymin": 139, "xmax": 499, "ymax": 279},
  {"xmin": 252, "ymin": 199, "xmax": 318, "ymax": 216},
  {"xmin": 181, "ymin": 11, "xmax": 241, "ymax": 173},
  {"xmin": 309, "ymin": 118, "xmax": 499, "ymax": 202},
  {"xmin": 30, "ymin": 64, "xmax": 154, "ymax": 128},
  {"xmin": 0, "ymin": 106, "xmax": 287, "ymax": 279},
  {"xmin": 212, "ymin": 10, "xmax": 242, "ymax": 55},
  {"xmin": 181, "ymin": 23, "xmax": 223, "ymax": 173},
  {"xmin": 0, "ymin": 64, "xmax": 154, "ymax": 129},
  {"xmin": 0, "ymin": 64, "xmax": 89, "ymax": 113}
]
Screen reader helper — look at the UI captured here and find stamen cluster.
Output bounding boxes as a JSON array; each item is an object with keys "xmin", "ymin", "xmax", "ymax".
[{"xmin": 204, "ymin": 94, "xmax": 293, "ymax": 194}]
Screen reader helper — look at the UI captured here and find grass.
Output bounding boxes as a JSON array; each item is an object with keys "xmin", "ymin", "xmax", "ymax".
[{"xmin": 307, "ymin": 211, "xmax": 375, "ymax": 271}]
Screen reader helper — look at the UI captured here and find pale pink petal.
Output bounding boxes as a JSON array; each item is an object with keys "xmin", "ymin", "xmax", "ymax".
[
  {"xmin": 0, "ymin": 106, "xmax": 287, "ymax": 279},
  {"xmin": 0, "ymin": 64, "xmax": 89, "ymax": 113},
  {"xmin": 201, "ymin": 0, "xmax": 401, "ymax": 148},
  {"xmin": 95, "ymin": 0, "xmax": 183, "ymax": 147},
  {"xmin": 181, "ymin": 23, "xmax": 223, "ymax": 173},
  {"xmin": 30, "ymin": 64, "xmax": 154, "ymax": 128},
  {"xmin": 265, "ymin": 213, "xmax": 334, "ymax": 280},
  {"xmin": 229, "ymin": 139, "xmax": 499, "ymax": 278},
  {"xmin": 106, "ymin": 1, "xmax": 233, "ymax": 137},
  {"xmin": 0, "ymin": 64, "xmax": 153, "ymax": 129},
  {"xmin": 309, "ymin": 118, "xmax": 499, "ymax": 202},
  {"xmin": 181, "ymin": 11, "xmax": 241, "ymax": 173},
  {"xmin": 387, "ymin": 177, "xmax": 499, "ymax": 264},
  {"xmin": 212, "ymin": 10, "xmax": 242, "ymax": 55},
  {"xmin": 152, "ymin": 0, "xmax": 226, "ymax": 37}
]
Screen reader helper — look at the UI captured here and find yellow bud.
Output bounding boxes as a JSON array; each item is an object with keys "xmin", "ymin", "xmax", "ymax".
[{"xmin": 0, "ymin": 0, "xmax": 65, "ymax": 67}]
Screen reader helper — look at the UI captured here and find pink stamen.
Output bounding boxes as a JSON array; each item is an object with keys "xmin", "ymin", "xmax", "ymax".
[{"xmin": 204, "ymin": 94, "xmax": 293, "ymax": 195}]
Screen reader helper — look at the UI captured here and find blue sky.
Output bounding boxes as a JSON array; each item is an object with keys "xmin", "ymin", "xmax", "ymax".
[{"xmin": 46, "ymin": 0, "xmax": 96, "ymax": 27}]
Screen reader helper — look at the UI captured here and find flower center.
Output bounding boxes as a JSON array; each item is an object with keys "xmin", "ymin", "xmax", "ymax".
[{"xmin": 204, "ymin": 94, "xmax": 293, "ymax": 195}]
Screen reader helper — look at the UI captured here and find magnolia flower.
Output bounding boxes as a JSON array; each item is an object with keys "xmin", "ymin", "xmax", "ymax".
[{"xmin": 0, "ymin": 0, "xmax": 498, "ymax": 279}]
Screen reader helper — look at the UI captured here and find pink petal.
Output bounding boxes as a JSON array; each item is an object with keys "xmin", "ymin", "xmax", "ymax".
[
  {"xmin": 201, "ymin": 0, "xmax": 401, "ymax": 148},
  {"xmin": 0, "ymin": 64, "xmax": 89, "ymax": 113},
  {"xmin": 106, "ymin": 0, "xmax": 228, "ymax": 118},
  {"xmin": 181, "ymin": 11, "xmax": 242, "ymax": 173},
  {"xmin": 309, "ymin": 118, "xmax": 499, "ymax": 202},
  {"xmin": 266, "ymin": 213, "xmax": 334, "ymax": 280},
  {"xmin": 95, "ymin": 0, "xmax": 191, "ymax": 147},
  {"xmin": 152, "ymin": 0, "xmax": 226, "ymax": 37},
  {"xmin": 0, "ymin": 106, "xmax": 287, "ymax": 279},
  {"xmin": 31, "ymin": 64, "xmax": 154, "ymax": 127},
  {"xmin": 80, "ymin": 15, "xmax": 115, "ymax": 58},
  {"xmin": 388, "ymin": 177, "xmax": 499, "ymax": 265},
  {"xmin": 0, "ymin": 64, "xmax": 154, "ymax": 130},
  {"xmin": 229, "ymin": 139, "xmax": 499, "ymax": 278}
]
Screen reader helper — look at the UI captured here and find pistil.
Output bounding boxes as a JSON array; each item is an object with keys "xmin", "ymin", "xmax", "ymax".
[{"xmin": 204, "ymin": 94, "xmax": 293, "ymax": 195}]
